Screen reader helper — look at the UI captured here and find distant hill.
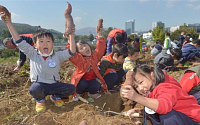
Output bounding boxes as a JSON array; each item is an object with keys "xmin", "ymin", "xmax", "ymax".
[
  {"xmin": 0, "ymin": 20, "xmax": 63, "ymax": 37},
  {"xmin": 75, "ymin": 27, "xmax": 96, "ymax": 36}
]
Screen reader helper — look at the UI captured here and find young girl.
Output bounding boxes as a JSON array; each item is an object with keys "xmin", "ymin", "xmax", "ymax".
[
  {"xmin": 66, "ymin": 26, "xmax": 109, "ymax": 101},
  {"xmin": 121, "ymin": 64, "xmax": 200, "ymax": 125}
]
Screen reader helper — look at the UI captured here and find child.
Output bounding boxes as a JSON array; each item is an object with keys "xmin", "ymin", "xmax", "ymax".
[
  {"xmin": 151, "ymin": 40, "xmax": 163, "ymax": 56},
  {"xmin": 181, "ymin": 39, "xmax": 200, "ymax": 64},
  {"xmin": 179, "ymin": 65, "xmax": 200, "ymax": 104},
  {"xmin": 1, "ymin": 12, "xmax": 76, "ymax": 113},
  {"xmin": 106, "ymin": 28, "xmax": 127, "ymax": 55},
  {"xmin": 121, "ymin": 64, "xmax": 200, "ymax": 124},
  {"xmin": 163, "ymin": 32, "xmax": 172, "ymax": 50},
  {"xmin": 154, "ymin": 48, "xmax": 182, "ymax": 71},
  {"xmin": 67, "ymin": 25, "xmax": 110, "ymax": 101},
  {"xmin": 99, "ymin": 43, "xmax": 128, "ymax": 90},
  {"xmin": 3, "ymin": 34, "xmax": 34, "ymax": 72},
  {"xmin": 123, "ymin": 44, "xmax": 140, "ymax": 72}
]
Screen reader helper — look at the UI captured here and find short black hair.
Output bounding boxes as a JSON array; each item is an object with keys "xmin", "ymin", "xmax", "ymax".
[
  {"xmin": 170, "ymin": 48, "xmax": 182, "ymax": 60},
  {"xmin": 156, "ymin": 40, "xmax": 164, "ymax": 45},
  {"xmin": 32, "ymin": 29, "xmax": 54, "ymax": 44},
  {"xmin": 165, "ymin": 32, "xmax": 170, "ymax": 36},
  {"xmin": 112, "ymin": 43, "xmax": 128, "ymax": 58},
  {"xmin": 3, "ymin": 37, "xmax": 12, "ymax": 46},
  {"xmin": 134, "ymin": 37, "xmax": 140, "ymax": 43},
  {"xmin": 192, "ymin": 39, "xmax": 200, "ymax": 45},
  {"xmin": 115, "ymin": 33, "xmax": 125, "ymax": 43},
  {"xmin": 186, "ymin": 34, "xmax": 191, "ymax": 37},
  {"xmin": 127, "ymin": 44, "xmax": 140, "ymax": 56}
]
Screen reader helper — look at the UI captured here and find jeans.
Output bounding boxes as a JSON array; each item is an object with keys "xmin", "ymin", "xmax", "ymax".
[
  {"xmin": 104, "ymin": 68, "xmax": 125, "ymax": 90},
  {"xmin": 76, "ymin": 78, "xmax": 101, "ymax": 94},
  {"xmin": 29, "ymin": 82, "xmax": 75, "ymax": 100}
]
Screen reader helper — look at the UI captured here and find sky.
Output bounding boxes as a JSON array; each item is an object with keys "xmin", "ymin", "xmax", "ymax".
[{"xmin": 0, "ymin": 0, "xmax": 200, "ymax": 33}]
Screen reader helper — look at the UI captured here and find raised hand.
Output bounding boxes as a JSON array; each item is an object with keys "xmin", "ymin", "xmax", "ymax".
[{"xmin": 121, "ymin": 85, "xmax": 139, "ymax": 101}]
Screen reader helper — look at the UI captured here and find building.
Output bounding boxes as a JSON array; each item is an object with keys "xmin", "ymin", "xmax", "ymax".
[
  {"xmin": 143, "ymin": 32, "xmax": 152, "ymax": 39},
  {"xmin": 125, "ymin": 19, "xmax": 135, "ymax": 35},
  {"xmin": 152, "ymin": 21, "xmax": 165, "ymax": 30},
  {"xmin": 170, "ymin": 25, "xmax": 180, "ymax": 32},
  {"xmin": 187, "ymin": 23, "xmax": 200, "ymax": 33}
]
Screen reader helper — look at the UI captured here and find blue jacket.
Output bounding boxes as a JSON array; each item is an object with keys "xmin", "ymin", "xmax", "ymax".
[
  {"xmin": 179, "ymin": 35, "xmax": 185, "ymax": 46},
  {"xmin": 182, "ymin": 43, "xmax": 200, "ymax": 59}
]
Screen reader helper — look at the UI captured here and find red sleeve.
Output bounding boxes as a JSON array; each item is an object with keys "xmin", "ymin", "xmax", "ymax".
[{"xmin": 179, "ymin": 71, "xmax": 200, "ymax": 93}]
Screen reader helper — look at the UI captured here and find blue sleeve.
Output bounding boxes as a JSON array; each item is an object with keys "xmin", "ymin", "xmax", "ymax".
[
  {"xmin": 106, "ymin": 37, "xmax": 113, "ymax": 55},
  {"xmin": 193, "ymin": 48, "xmax": 200, "ymax": 57},
  {"xmin": 21, "ymin": 36, "xmax": 33, "ymax": 45},
  {"xmin": 19, "ymin": 50, "xmax": 26, "ymax": 67}
]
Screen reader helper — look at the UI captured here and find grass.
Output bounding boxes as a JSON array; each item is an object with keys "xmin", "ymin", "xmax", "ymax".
[{"xmin": 0, "ymin": 56, "xmax": 19, "ymax": 65}]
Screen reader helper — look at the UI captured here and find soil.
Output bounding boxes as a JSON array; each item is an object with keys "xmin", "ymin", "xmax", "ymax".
[{"xmin": 0, "ymin": 52, "xmax": 187, "ymax": 125}]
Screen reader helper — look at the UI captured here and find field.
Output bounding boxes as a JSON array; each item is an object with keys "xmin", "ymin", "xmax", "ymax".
[{"xmin": 0, "ymin": 53, "xmax": 187, "ymax": 125}]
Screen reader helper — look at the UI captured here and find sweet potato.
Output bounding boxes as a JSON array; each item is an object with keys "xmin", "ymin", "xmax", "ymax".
[
  {"xmin": 64, "ymin": 2, "xmax": 75, "ymax": 36},
  {"xmin": 97, "ymin": 18, "xmax": 103, "ymax": 32},
  {"xmin": 0, "ymin": 5, "xmax": 10, "ymax": 21}
]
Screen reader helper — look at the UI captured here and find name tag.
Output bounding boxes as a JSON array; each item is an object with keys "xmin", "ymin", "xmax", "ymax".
[{"xmin": 48, "ymin": 59, "xmax": 57, "ymax": 68}]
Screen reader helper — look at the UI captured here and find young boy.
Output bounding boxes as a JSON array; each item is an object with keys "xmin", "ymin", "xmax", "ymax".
[
  {"xmin": 106, "ymin": 28, "xmax": 127, "ymax": 55},
  {"xmin": 123, "ymin": 44, "xmax": 140, "ymax": 72},
  {"xmin": 163, "ymin": 32, "xmax": 172, "ymax": 50},
  {"xmin": 132, "ymin": 37, "xmax": 142, "ymax": 52},
  {"xmin": 99, "ymin": 43, "xmax": 128, "ymax": 90},
  {"xmin": 181, "ymin": 39, "xmax": 200, "ymax": 64},
  {"xmin": 1, "ymin": 12, "xmax": 76, "ymax": 113},
  {"xmin": 151, "ymin": 40, "xmax": 163, "ymax": 56},
  {"xmin": 154, "ymin": 48, "xmax": 182, "ymax": 71},
  {"xmin": 3, "ymin": 34, "xmax": 34, "ymax": 72}
]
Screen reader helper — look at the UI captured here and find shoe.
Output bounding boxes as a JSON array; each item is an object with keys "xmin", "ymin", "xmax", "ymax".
[
  {"xmin": 50, "ymin": 95, "xmax": 65, "ymax": 107},
  {"xmin": 73, "ymin": 93, "xmax": 80, "ymax": 101},
  {"xmin": 36, "ymin": 99, "xmax": 46, "ymax": 113},
  {"xmin": 88, "ymin": 92, "xmax": 101, "ymax": 99}
]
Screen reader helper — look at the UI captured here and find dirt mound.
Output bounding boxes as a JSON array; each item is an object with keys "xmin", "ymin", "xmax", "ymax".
[{"xmin": 0, "ymin": 52, "xmax": 185, "ymax": 125}]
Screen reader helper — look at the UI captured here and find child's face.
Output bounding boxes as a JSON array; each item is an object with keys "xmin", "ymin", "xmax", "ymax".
[
  {"xmin": 77, "ymin": 43, "xmax": 91, "ymax": 57},
  {"xmin": 133, "ymin": 72, "xmax": 154, "ymax": 97},
  {"xmin": 34, "ymin": 36, "xmax": 53, "ymax": 54},
  {"xmin": 194, "ymin": 43, "xmax": 199, "ymax": 49},
  {"xmin": 128, "ymin": 52, "xmax": 139, "ymax": 61},
  {"xmin": 113, "ymin": 54, "xmax": 125, "ymax": 64},
  {"xmin": 4, "ymin": 41, "xmax": 15, "ymax": 49}
]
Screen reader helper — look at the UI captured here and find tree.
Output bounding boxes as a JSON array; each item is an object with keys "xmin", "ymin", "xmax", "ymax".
[
  {"xmin": 55, "ymin": 35, "xmax": 62, "ymax": 40},
  {"xmin": 170, "ymin": 23, "xmax": 198, "ymax": 40},
  {"xmin": 102, "ymin": 27, "xmax": 113, "ymax": 40},
  {"xmin": 1, "ymin": 29, "xmax": 11, "ymax": 39},
  {"xmin": 88, "ymin": 34, "xmax": 94, "ymax": 41},
  {"xmin": 152, "ymin": 25, "xmax": 165, "ymax": 41}
]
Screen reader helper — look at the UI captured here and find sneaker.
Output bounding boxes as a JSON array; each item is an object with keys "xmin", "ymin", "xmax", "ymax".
[
  {"xmin": 88, "ymin": 92, "xmax": 101, "ymax": 99},
  {"xmin": 73, "ymin": 93, "xmax": 80, "ymax": 101},
  {"xmin": 36, "ymin": 99, "xmax": 46, "ymax": 113},
  {"xmin": 50, "ymin": 95, "xmax": 65, "ymax": 107}
]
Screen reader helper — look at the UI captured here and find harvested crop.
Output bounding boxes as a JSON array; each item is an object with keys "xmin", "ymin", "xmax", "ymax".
[
  {"xmin": 97, "ymin": 18, "xmax": 103, "ymax": 32},
  {"xmin": 0, "ymin": 5, "xmax": 10, "ymax": 21},
  {"xmin": 64, "ymin": 2, "xmax": 75, "ymax": 36}
]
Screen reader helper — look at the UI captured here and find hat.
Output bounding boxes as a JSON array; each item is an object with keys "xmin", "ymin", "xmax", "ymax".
[{"xmin": 3, "ymin": 37, "xmax": 11, "ymax": 46}]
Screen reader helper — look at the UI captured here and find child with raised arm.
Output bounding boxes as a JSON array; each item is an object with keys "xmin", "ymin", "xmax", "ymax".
[
  {"xmin": 66, "ymin": 24, "xmax": 110, "ymax": 101},
  {"xmin": 1, "ymin": 11, "xmax": 76, "ymax": 113},
  {"xmin": 99, "ymin": 43, "xmax": 128, "ymax": 90},
  {"xmin": 121, "ymin": 64, "xmax": 200, "ymax": 125}
]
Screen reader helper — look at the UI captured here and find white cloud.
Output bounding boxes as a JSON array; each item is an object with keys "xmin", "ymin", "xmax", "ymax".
[
  {"xmin": 166, "ymin": 0, "xmax": 180, "ymax": 8},
  {"xmin": 194, "ymin": 4, "xmax": 200, "ymax": 10},
  {"xmin": 83, "ymin": 12, "xmax": 88, "ymax": 15},
  {"xmin": 188, "ymin": 0, "xmax": 198, "ymax": 2},
  {"xmin": 138, "ymin": 0, "xmax": 151, "ymax": 3},
  {"xmin": 11, "ymin": 12, "xmax": 20, "ymax": 18},
  {"xmin": 186, "ymin": 4, "xmax": 200, "ymax": 10},
  {"xmin": 74, "ymin": 17, "xmax": 81, "ymax": 22}
]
